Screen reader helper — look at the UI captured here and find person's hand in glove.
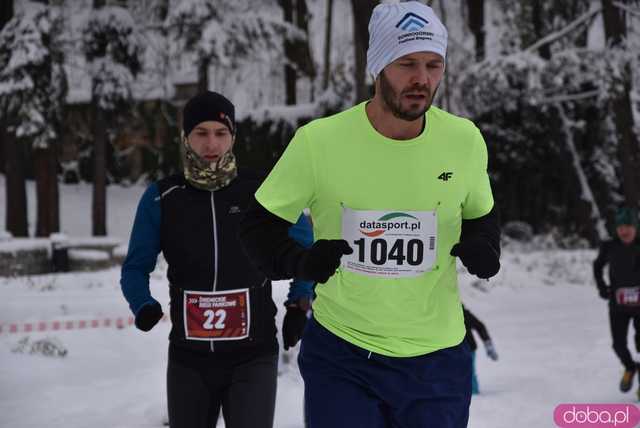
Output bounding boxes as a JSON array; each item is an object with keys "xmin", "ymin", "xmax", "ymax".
[
  {"xmin": 598, "ymin": 286, "xmax": 611, "ymax": 300},
  {"xmin": 135, "ymin": 301, "xmax": 163, "ymax": 332},
  {"xmin": 297, "ymin": 239, "xmax": 353, "ymax": 284},
  {"xmin": 282, "ymin": 298, "xmax": 311, "ymax": 351},
  {"xmin": 484, "ymin": 339, "xmax": 498, "ymax": 361},
  {"xmin": 450, "ymin": 237, "xmax": 500, "ymax": 279}
]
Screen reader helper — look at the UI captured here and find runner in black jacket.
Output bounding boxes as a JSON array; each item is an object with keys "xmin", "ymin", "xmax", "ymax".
[
  {"xmin": 120, "ymin": 92, "xmax": 313, "ymax": 428},
  {"xmin": 593, "ymin": 207, "xmax": 640, "ymax": 395}
]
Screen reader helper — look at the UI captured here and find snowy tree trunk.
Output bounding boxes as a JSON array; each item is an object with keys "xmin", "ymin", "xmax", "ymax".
[
  {"xmin": 532, "ymin": 1, "xmax": 551, "ymax": 60},
  {"xmin": 466, "ymin": 0, "xmax": 485, "ymax": 61},
  {"xmin": 92, "ymin": 105, "xmax": 107, "ymax": 236},
  {"xmin": 322, "ymin": 0, "xmax": 333, "ymax": 90},
  {"xmin": 556, "ymin": 104, "xmax": 609, "ymax": 241},
  {"xmin": 280, "ymin": 0, "xmax": 315, "ymax": 104},
  {"xmin": 0, "ymin": 0, "xmax": 12, "ymax": 29},
  {"xmin": 601, "ymin": 0, "xmax": 640, "ymax": 209},
  {"xmin": 34, "ymin": 147, "xmax": 60, "ymax": 237},
  {"xmin": 36, "ymin": 2, "xmax": 62, "ymax": 238},
  {"xmin": 351, "ymin": 0, "xmax": 376, "ymax": 103},
  {"xmin": 281, "ymin": 0, "xmax": 297, "ymax": 105},
  {"xmin": 0, "ymin": 125, "xmax": 3, "ymax": 175},
  {"xmin": 437, "ymin": 0, "xmax": 450, "ymax": 111},
  {"xmin": 2, "ymin": 123, "xmax": 28, "ymax": 237},
  {"xmin": 295, "ymin": 0, "xmax": 316, "ymax": 102},
  {"xmin": 197, "ymin": 57, "xmax": 209, "ymax": 94},
  {"xmin": 89, "ymin": 0, "xmax": 108, "ymax": 236},
  {"xmin": 1, "ymin": 0, "xmax": 27, "ymax": 237},
  {"xmin": 0, "ymin": 0, "xmax": 11, "ymax": 175}
]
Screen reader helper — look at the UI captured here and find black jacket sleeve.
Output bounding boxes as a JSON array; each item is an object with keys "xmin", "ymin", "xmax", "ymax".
[
  {"xmin": 460, "ymin": 206, "xmax": 501, "ymax": 258},
  {"xmin": 239, "ymin": 197, "xmax": 307, "ymax": 280},
  {"xmin": 593, "ymin": 241, "xmax": 610, "ymax": 291},
  {"xmin": 463, "ymin": 307, "xmax": 491, "ymax": 341}
]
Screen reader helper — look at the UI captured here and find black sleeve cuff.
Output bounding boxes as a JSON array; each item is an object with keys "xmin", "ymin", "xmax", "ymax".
[
  {"xmin": 461, "ymin": 206, "xmax": 501, "ymax": 257},
  {"xmin": 239, "ymin": 197, "xmax": 307, "ymax": 280}
]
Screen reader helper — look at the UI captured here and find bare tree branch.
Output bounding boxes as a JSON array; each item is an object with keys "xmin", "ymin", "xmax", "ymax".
[
  {"xmin": 525, "ymin": 4, "xmax": 602, "ymax": 54},
  {"xmin": 556, "ymin": 103, "xmax": 609, "ymax": 241},
  {"xmin": 613, "ymin": 1, "xmax": 640, "ymax": 17},
  {"xmin": 537, "ymin": 90, "xmax": 601, "ymax": 105}
]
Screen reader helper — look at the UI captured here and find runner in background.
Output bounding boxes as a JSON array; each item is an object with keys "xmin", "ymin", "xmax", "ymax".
[
  {"xmin": 120, "ymin": 91, "xmax": 312, "ymax": 428},
  {"xmin": 593, "ymin": 206, "xmax": 640, "ymax": 396}
]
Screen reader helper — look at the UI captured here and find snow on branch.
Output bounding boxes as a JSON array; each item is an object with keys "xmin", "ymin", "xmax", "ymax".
[
  {"xmin": 82, "ymin": 5, "xmax": 143, "ymax": 111},
  {"xmin": 537, "ymin": 90, "xmax": 601, "ymax": 105},
  {"xmin": 525, "ymin": 3, "xmax": 602, "ymax": 54},
  {"xmin": 613, "ymin": 1, "xmax": 640, "ymax": 18},
  {"xmin": 0, "ymin": 2, "xmax": 67, "ymax": 147},
  {"xmin": 556, "ymin": 104, "xmax": 609, "ymax": 241}
]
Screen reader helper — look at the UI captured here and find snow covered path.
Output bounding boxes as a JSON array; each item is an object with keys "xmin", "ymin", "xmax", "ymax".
[
  {"xmin": 461, "ymin": 254, "xmax": 628, "ymax": 428},
  {"xmin": 0, "ymin": 249, "xmax": 635, "ymax": 428},
  {"xmin": 1, "ymin": 177, "xmax": 636, "ymax": 427}
]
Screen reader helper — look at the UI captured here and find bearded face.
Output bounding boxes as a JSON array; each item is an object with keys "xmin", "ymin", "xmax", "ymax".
[{"xmin": 377, "ymin": 52, "xmax": 445, "ymax": 121}]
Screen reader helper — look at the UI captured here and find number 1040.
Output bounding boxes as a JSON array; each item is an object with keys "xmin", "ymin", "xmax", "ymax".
[{"xmin": 352, "ymin": 238, "xmax": 424, "ymax": 266}]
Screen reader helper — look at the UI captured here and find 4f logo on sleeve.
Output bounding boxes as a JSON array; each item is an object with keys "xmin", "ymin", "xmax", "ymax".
[{"xmin": 438, "ymin": 172, "xmax": 453, "ymax": 181}]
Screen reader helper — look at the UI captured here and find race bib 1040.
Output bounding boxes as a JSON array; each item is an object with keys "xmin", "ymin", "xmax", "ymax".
[{"xmin": 341, "ymin": 206, "xmax": 437, "ymax": 278}]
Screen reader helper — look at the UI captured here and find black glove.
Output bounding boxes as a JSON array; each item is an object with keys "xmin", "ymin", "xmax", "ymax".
[
  {"xmin": 598, "ymin": 286, "xmax": 611, "ymax": 300},
  {"xmin": 135, "ymin": 302, "xmax": 163, "ymax": 332},
  {"xmin": 297, "ymin": 239, "xmax": 353, "ymax": 284},
  {"xmin": 282, "ymin": 303, "xmax": 309, "ymax": 350},
  {"xmin": 450, "ymin": 237, "xmax": 500, "ymax": 279}
]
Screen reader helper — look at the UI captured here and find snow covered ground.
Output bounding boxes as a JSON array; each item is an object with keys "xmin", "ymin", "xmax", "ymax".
[{"xmin": 1, "ymin": 178, "xmax": 636, "ymax": 428}]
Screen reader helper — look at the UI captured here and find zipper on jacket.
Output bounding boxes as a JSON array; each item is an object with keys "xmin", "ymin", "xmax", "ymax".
[{"xmin": 210, "ymin": 191, "xmax": 219, "ymax": 352}]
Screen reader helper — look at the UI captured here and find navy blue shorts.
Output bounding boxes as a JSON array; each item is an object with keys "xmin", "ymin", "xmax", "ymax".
[{"xmin": 298, "ymin": 317, "xmax": 472, "ymax": 428}]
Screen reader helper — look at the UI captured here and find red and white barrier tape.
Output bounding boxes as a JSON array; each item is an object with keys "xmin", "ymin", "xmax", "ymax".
[{"xmin": 0, "ymin": 315, "xmax": 169, "ymax": 335}]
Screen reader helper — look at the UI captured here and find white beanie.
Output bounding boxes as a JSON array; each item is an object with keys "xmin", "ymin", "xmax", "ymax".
[{"xmin": 366, "ymin": 1, "xmax": 448, "ymax": 79}]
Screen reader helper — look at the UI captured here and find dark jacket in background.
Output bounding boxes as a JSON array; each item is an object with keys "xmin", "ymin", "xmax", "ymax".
[
  {"xmin": 122, "ymin": 171, "xmax": 311, "ymax": 366},
  {"xmin": 593, "ymin": 237, "xmax": 640, "ymax": 311},
  {"xmin": 157, "ymin": 173, "xmax": 277, "ymax": 358},
  {"xmin": 463, "ymin": 306, "xmax": 491, "ymax": 352}
]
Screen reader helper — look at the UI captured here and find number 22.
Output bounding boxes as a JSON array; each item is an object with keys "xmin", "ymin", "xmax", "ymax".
[{"xmin": 203, "ymin": 309, "xmax": 227, "ymax": 329}]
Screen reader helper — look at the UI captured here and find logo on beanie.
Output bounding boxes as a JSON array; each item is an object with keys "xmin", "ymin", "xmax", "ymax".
[{"xmin": 396, "ymin": 13, "xmax": 429, "ymax": 32}]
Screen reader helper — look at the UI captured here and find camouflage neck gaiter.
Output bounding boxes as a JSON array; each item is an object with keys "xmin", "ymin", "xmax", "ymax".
[{"xmin": 183, "ymin": 137, "xmax": 238, "ymax": 191}]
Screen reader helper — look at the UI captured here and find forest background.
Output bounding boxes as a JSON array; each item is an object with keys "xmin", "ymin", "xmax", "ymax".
[{"xmin": 1, "ymin": 0, "xmax": 639, "ymax": 245}]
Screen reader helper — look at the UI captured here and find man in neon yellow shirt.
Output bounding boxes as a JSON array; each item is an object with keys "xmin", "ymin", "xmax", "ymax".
[{"xmin": 240, "ymin": 2, "xmax": 500, "ymax": 427}]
